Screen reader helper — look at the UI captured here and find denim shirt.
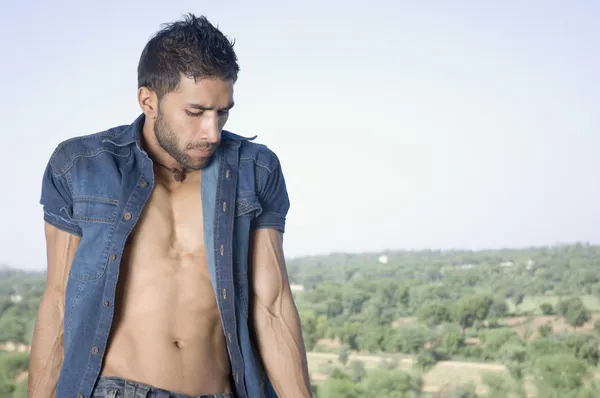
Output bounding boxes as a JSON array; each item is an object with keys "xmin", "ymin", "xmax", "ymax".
[{"xmin": 39, "ymin": 114, "xmax": 289, "ymax": 398}]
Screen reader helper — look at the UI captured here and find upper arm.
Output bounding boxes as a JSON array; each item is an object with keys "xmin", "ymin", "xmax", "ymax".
[
  {"xmin": 250, "ymin": 228, "xmax": 292, "ymax": 314},
  {"xmin": 44, "ymin": 223, "xmax": 80, "ymax": 295},
  {"xmin": 251, "ymin": 148, "xmax": 292, "ymax": 310},
  {"xmin": 253, "ymin": 149, "xmax": 290, "ymax": 233}
]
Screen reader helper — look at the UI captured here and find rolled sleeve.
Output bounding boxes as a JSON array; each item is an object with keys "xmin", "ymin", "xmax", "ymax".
[
  {"xmin": 254, "ymin": 153, "xmax": 290, "ymax": 233},
  {"xmin": 39, "ymin": 162, "xmax": 82, "ymax": 236}
]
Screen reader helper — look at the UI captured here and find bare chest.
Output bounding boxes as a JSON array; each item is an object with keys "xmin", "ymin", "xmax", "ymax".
[{"xmin": 128, "ymin": 181, "xmax": 205, "ymax": 257}]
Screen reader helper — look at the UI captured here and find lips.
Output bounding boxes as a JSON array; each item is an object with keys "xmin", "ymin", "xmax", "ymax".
[{"xmin": 188, "ymin": 146, "xmax": 214, "ymax": 156}]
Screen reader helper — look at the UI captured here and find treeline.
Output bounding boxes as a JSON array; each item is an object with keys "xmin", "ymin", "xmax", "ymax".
[
  {"xmin": 0, "ymin": 266, "xmax": 43, "ymax": 344},
  {"xmin": 0, "ymin": 267, "xmax": 42, "ymax": 396},
  {"xmin": 290, "ymin": 243, "xmax": 600, "ymax": 347},
  {"xmin": 2, "ymin": 244, "xmax": 600, "ymax": 396}
]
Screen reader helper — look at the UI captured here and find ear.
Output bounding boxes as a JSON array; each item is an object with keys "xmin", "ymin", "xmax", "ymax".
[{"xmin": 138, "ymin": 87, "xmax": 159, "ymax": 119}]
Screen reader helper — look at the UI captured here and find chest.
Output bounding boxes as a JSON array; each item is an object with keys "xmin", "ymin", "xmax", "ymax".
[{"xmin": 131, "ymin": 180, "xmax": 205, "ymax": 255}]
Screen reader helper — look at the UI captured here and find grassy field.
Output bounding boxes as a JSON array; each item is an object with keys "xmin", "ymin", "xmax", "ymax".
[
  {"xmin": 503, "ymin": 313, "xmax": 600, "ymax": 339},
  {"xmin": 306, "ymin": 351, "xmax": 513, "ymax": 395},
  {"xmin": 514, "ymin": 295, "xmax": 600, "ymax": 314}
]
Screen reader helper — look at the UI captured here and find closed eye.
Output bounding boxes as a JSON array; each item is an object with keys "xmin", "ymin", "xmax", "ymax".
[{"xmin": 185, "ymin": 110, "xmax": 203, "ymax": 117}]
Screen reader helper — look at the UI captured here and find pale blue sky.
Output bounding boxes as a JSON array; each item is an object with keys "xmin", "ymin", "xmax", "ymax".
[{"xmin": 1, "ymin": 1, "xmax": 599, "ymax": 269}]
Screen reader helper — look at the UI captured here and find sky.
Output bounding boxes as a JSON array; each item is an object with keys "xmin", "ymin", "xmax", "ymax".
[{"xmin": 1, "ymin": 0, "xmax": 599, "ymax": 269}]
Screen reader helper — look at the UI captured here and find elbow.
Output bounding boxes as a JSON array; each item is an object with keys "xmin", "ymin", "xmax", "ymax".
[
  {"xmin": 38, "ymin": 285, "xmax": 66, "ymax": 318},
  {"xmin": 41, "ymin": 284, "xmax": 65, "ymax": 304},
  {"xmin": 253, "ymin": 288, "xmax": 298, "ymax": 328}
]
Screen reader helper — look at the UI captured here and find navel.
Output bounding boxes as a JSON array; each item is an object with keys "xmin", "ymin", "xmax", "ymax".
[{"xmin": 173, "ymin": 340, "xmax": 185, "ymax": 349}]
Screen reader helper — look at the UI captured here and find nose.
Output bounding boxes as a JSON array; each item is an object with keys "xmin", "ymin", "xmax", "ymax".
[{"xmin": 203, "ymin": 113, "xmax": 220, "ymax": 144}]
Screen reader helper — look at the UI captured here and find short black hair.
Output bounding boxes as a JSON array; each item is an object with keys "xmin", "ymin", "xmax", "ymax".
[{"xmin": 137, "ymin": 13, "xmax": 239, "ymax": 98}]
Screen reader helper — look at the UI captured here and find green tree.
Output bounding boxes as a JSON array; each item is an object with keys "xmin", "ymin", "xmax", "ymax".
[
  {"xmin": 348, "ymin": 360, "xmax": 366, "ymax": 383},
  {"xmin": 539, "ymin": 302, "xmax": 554, "ymax": 315},
  {"xmin": 364, "ymin": 369, "xmax": 422, "ymax": 398},
  {"xmin": 538, "ymin": 323, "xmax": 553, "ymax": 338},
  {"xmin": 415, "ymin": 302, "xmax": 452, "ymax": 327},
  {"xmin": 557, "ymin": 297, "xmax": 590, "ymax": 330},
  {"xmin": 319, "ymin": 377, "xmax": 363, "ymax": 398},
  {"xmin": 452, "ymin": 295, "xmax": 493, "ymax": 333},
  {"xmin": 12, "ymin": 379, "xmax": 28, "ymax": 398},
  {"xmin": 532, "ymin": 354, "xmax": 590, "ymax": 396},
  {"xmin": 434, "ymin": 323, "xmax": 465, "ymax": 357},
  {"xmin": 482, "ymin": 373, "xmax": 525, "ymax": 398},
  {"xmin": 478, "ymin": 328, "xmax": 522, "ymax": 361},
  {"xmin": 338, "ymin": 346, "xmax": 349, "ymax": 366}
]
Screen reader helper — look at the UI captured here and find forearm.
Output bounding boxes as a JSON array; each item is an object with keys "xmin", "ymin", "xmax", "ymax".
[
  {"xmin": 28, "ymin": 291, "xmax": 65, "ymax": 398},
  {"xmin": 254, "ymin": 296, "xmax": 312, "ymax": 398}
]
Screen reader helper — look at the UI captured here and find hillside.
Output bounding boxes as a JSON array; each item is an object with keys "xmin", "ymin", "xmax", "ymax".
[{"xmin": 2, "ymin": 244, "xmax": 600, "ymax": 397}]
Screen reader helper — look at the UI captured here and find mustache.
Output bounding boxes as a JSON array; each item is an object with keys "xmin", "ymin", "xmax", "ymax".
[{"xmin": 186, "ymin": 142, "xmax": 214, "ymax": 150}]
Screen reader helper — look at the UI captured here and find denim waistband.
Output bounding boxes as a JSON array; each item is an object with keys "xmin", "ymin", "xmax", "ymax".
[{"xmin": 92, "ymin": 376, "xmax": 235, "ymax": 398}]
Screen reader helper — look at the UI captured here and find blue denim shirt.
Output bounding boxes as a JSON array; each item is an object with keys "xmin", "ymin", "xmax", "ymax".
[{"xmin": 39, "ymin": 114, "xmax": 289, "ymax": 398}]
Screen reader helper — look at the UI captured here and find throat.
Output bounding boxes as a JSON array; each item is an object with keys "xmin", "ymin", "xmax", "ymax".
[
  {"xmin": 171, "ymin": 169, "xmax": 186, "ymax": 182},
  {"xmin": 155, "ymin": 162, "xmax": 187, "ymax": 182}
]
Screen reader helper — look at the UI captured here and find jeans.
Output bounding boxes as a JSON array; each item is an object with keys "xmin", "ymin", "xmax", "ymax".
[{"xmin": 91, "ymin": 376, "xmax": 236, "ymax": 398}]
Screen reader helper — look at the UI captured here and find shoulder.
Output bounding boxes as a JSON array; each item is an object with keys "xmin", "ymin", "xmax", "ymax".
[
  {"xmin": 222, "ymin": 130, "xmax": 281, "ymax": 173},
  {"xmin": 47, "ymin": 123, "xmax": 133, "ymax": 177}
]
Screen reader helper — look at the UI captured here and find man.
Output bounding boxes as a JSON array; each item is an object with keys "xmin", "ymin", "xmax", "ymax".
[{"xmin": 28, "ymin": 14, "xmax": 312, "ymax": 398}]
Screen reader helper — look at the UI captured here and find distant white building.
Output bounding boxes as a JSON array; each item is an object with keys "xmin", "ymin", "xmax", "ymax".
[
  {"xmin": 290, "ymin": 284, "xmax": 305, "ymax": 292},
  {"xmin": 9, "ymin": 294, "xmax": 22, "ymax": 303},
  {"xmin": 378, "ymin": 255, "xmax": 389, "ymax": 264}
]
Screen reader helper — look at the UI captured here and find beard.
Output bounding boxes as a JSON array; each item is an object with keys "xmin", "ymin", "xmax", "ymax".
[{"xmin": 154, "ymin": 108, "xmax": 215, "ymax": 170}]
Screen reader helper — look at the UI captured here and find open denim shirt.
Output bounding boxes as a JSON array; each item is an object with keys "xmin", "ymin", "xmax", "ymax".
[{"xmin": 40, "ymin": 114, "xmax": 289, "ymax": 398}]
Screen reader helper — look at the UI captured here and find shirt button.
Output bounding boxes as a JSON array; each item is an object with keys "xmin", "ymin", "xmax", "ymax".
[
  {"xmin": 226, "ymin": 170, "xmax": 230, "ymax": 178},
  {"xmin": 92, "ymin": 346, "xmax": 99, "ymax": 354},
  {"xmin": 235, "ymin": 373, "xmax": 239, "ymax": 384},
  {"xmin": 223, "ymin": 202, "xmax": 227, "ymax": 212},
  {"xmin": 220, "ymin": 245, "xmax": 224, "ymax": 256},
  {"xmin": 222, "ymin": 288, "xmax": 227, "ymax": 299},
  {"xmin": 109, "ymin": 254, "xmax": 116, "ymax": 261},
  {"xmin": 123, "ymin": 212, "xmax": 132, "ymax": 220},
  {"xmin": 103, "ymin": 300, "xmax": 110, "ymax": 307},
  {"xmin": 138, "ymin": 179, "xmax": 148, "ymax": 188},
  {"xmin": 78, "ymin": 394, "xmax": 84, "ymax": 398}
]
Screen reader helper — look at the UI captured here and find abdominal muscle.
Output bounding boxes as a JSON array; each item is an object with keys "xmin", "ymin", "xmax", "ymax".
[{"xmin": 100, "ymin": 179, "xmax": 232, "ymax": 396}]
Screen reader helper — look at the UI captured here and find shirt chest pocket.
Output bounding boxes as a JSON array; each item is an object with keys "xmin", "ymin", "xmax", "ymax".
[
  {"xmin": 72, "ymin": 196, "xmax": 119, "ymax": 224},
  {"xmin": 70, "ymin": 196, "xmax": 119, "ymax": 281}
]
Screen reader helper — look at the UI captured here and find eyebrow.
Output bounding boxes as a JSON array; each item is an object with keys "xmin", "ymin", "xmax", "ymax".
[{"xmin": 187, "ymin": 101, "xmax": 235, "ymax": 111}]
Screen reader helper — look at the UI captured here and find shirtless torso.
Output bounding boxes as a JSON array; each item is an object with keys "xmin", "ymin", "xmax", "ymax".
[
  {"xmin": 28, "ymin": 15, "xmax": 313, "ymax": 398},
  {"xmin": 100, "ymin": 167, "xmax": 231, "ymax": 396}
]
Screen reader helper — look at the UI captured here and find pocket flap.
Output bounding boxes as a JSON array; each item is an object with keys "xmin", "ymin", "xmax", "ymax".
[
  {"xmin": 72, "ymin": 196, "xmax": 119, "ymax": 223},
  {"xmin": 235, "ymin": 195, "xmax": 262, "ymax": 217}
]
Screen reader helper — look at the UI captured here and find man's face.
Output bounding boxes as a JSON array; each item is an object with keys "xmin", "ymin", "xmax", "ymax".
[{"xmin": 154, "ymin": 76, "xmax": 234, "ymax": 170}]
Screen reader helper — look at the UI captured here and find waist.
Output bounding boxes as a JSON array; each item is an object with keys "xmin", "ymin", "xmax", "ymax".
[{"xmin": 93, "ymin": 376, "xmax": 236, "ymax": 398}]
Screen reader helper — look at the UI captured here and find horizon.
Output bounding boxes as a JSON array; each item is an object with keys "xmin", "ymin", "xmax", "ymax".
[{"xmin": 2, "ymin": 240, "xmax": 595, "ymax": 271}]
